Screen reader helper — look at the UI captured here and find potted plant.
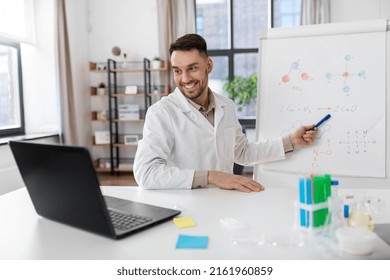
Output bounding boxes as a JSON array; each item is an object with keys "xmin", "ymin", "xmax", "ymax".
[
  {"xmin": 122, "ymin": 53, "xmax": 128, "ymax": 68},
  {"xmin": 223, "ymin": 74, "xmax": 257, "ymax": 113},
  {"xmin": 97, "ymin": 82, "xmax": 106, "ymax": 96},
  {"xmin": 151, "ymin": 56, "xmax": 163, "ymax": 69}
]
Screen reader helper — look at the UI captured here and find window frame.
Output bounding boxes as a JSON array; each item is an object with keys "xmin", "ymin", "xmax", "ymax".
[
  {"xmin": 195, "ymin": 0, "xmax": 301, "ymax": 123},
  {"xmin": 195, "ymin": 0, "xmax": 274, "ymax": 124},
  {"xmin": 0, "ymin": 39, "xmax": 25, "ymax": 137},
  {"xmin": 195, "ymin": 0, "xmax": 265, "ymax": 82}
]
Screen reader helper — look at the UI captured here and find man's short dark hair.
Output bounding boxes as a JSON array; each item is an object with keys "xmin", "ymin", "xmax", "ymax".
[{"xmin": 169, "ymin": 33, "xmax": 208, "ymax": 57}]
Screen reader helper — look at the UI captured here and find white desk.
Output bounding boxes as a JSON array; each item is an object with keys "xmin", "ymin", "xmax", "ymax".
[{"xmin": 0, "ymin": 186, "xmax": 389, "ymax": 260}]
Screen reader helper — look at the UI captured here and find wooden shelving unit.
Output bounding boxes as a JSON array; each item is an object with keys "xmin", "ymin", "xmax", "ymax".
[{"xmin": 104, "ymin": 58, "xmax": 169, "ymax": 174}]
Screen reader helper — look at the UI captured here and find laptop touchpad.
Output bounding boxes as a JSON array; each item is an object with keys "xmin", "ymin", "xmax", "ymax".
[{"xmin": 104, "ymin": 196, "xmax": 131, "ymax": 208}]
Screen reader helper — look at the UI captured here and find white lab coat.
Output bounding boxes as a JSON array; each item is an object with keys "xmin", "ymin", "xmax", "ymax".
[{"xmin": 134, "ymin": 88, "xmax": 286, "ymax": 189}]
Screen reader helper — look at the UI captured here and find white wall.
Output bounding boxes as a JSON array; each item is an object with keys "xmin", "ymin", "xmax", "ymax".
[
  {"xmin": 87, "ymin": 0, "xmax": 159, "ymax": 62},
  {"xmin": 330, "ymin": 0, "xmax": 390, "ymax": 22}
]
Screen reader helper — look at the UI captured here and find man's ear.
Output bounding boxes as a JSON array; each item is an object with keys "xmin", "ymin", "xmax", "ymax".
[{"xmin": 206, "ymin": 58, "xmax": 213, "ymax": 74}]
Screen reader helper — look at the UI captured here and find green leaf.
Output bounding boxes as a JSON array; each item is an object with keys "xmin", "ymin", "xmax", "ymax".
[{"xmin": 223, "ymin": 74, "xmax": 257, "ymax": 111}]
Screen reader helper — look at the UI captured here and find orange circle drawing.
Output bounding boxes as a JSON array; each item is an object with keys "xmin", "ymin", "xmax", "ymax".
[{"xmin": 301, "ymin": 73, "xmax": 310, "ymax": 81}]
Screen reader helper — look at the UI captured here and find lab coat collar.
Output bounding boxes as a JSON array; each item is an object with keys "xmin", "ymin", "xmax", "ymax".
[
  {"xmin": 171, "ymin": 87, "xmax": 225, "ymax": 112},
  {"xmin": 171, "ymin": 87, "xmax": 226, "ymax": 129},
  {"xmin": 171, "ymin": 87, "xmax": 192, "ymax": 113}
]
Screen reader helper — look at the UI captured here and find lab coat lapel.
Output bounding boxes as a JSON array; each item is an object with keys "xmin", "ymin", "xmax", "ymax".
[
  {"xmin": 213, "ymin": 92, "xmax": 225, "ymax": 130},
  {"xmin": 171, "ymin": 88, "xmax": 214, "ymax": 130}
]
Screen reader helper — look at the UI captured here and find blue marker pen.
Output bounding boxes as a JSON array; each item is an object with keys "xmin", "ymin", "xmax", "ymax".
[{"xmin": 310, "ymin": 114, "xmax": 331, "ymax": 131}]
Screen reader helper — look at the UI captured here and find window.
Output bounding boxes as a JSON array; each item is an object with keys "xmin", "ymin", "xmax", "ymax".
[
  {"xmin": 0, "ymin": 0, "xmax": 34, "ymax": 137},
  {"xmin": 0, "ymin": 40, "xmax": 24, "ymax": 137},
  {"xmin": 273, "ymin": 0, "xmax": 302, "ymax": 27},
  {"xmin": 196, "ymin": 0, "xmax": 301, "ymax": 117}
]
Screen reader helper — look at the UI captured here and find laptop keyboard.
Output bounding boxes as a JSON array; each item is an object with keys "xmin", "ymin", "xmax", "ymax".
[{"xmin": 108, "ymin": 209, "xmax": 153, "ymax": 231}]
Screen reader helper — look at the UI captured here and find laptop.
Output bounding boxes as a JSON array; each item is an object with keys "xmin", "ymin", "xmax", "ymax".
[
  {"xmin": 375, "ymin": 223, "xmax": 390, "ymax": 246},
  {"xmin": 9, "ymin": 141, "xmax": 181, "ymax": 239}
]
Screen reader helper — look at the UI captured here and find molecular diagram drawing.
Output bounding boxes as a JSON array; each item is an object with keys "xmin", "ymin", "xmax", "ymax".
[
  {"xmin": 325, "ymin": 55, "xmax": 366, "ymax": 95},
  {"xmin": 280, "ymin": 120, "xmax": 302, "ymax": 138},
  {"xmin": 312, "ymin": 139, "xmax": 332, "ymax": 168},
  {"xmin": 311, "ymin": 123, "xmax": 332, "ymax": 168},
  {"xmin": 279, "ymin": 60, "xmax": 312, "ymax": 92},
  {"xmin": 338, "ymin": 129, "xmax": 377, "ymax": 155},
  {"xmin": 281, "ymin": 120, "xmax": 332, "ymax": 169},
  {"xmin": 281, "ymin": 120, "xmax": 331, "ymax": 140}
]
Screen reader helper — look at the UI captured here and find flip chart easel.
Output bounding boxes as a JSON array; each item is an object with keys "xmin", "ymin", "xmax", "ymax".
[{"xmin": 254, "ymin": 19, "xmax": 390, "ymax": 189}]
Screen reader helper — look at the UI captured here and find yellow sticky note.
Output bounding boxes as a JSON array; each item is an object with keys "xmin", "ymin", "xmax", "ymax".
[{"xmin": 173, "ymin": 217, "xmax": 196, "ymax": 228}]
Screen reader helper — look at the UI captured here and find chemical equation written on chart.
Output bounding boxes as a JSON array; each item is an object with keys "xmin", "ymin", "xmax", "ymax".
[{"xmin": 278, "ymin": 104, "xmax": 358, "ymax": 114}]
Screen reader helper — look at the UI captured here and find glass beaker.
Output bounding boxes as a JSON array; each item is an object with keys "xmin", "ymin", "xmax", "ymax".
[{"xmin": 347, "ymin": 192, "xmax": 374, "ymax": 231}]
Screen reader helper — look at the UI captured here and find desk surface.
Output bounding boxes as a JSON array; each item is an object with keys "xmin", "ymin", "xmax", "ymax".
[{"xmin": 1, "ymin": 186, "xmax": 389, "ymax": 260}]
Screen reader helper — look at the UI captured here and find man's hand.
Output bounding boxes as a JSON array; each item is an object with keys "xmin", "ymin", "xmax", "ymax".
[
  {"xmin": 208, "ymin": 171, "xmax": 264, "ymax": 193},
  {"xmin": 290, "ymin": 125, "xmax": 318, "ymax": 148}
]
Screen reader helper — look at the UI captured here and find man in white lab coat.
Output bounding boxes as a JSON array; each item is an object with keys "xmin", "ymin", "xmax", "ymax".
[{"xmin": 134, "ymin": 34, "xmax": 317, "ymax": 192}]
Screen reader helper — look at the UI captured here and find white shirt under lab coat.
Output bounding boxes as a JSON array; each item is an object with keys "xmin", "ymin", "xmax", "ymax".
[{"xmin": 134, "ymin": 88, "xmax": 286, "ymax": 189}]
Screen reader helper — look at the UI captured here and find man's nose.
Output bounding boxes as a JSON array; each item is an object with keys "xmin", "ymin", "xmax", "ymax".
[{"xmin": 182, "ymin": 71, "xmax": 191, "ymax": 83}]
